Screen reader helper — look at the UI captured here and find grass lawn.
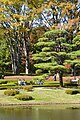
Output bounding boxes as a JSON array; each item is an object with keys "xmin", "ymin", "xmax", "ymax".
[
  {"xmin": 0, "ymin": 78, "xmax": 80, "ymax": 108},
  {"xmin": 0, "ymin": 87, "xmax": 80, "ymax": 106}
]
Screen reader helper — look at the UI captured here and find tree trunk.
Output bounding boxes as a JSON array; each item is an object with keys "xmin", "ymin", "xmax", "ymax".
[
  {"xmin": 22, "ymin": 22, "xmax": 30, "ymax": 74},
  {"xmin": 71, "ymin": 65, "xmax": 76, "ymax": 76},
  {"xmin": 59, "ymin": 72, "xmax": 63, "ymax": 87},
  {"xmin": 15, "ymin": 31, "xmax": 20, "ymax": 74},
  {"xmin": 9, "ymin": 30, "xmax": 20, "ymax": 75},
  {"xmin": 10, "ymin": 42, "xmax": 20, "ymax": 74},
  {"xmin": 22, "ymin": 30, "xmax": 29, "ymax": 74}
]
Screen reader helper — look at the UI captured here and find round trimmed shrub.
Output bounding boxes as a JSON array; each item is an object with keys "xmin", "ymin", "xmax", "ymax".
[
  {"xmin": 24, "ymin": 85, "xmax": 33, "ymax": 91},
  {"xmin": 15, "ymin": 94, "xmax": 33, "ymax": 101},
  {"xmin": 4, "ymin": 89, "xmax": 19, "ymax": 96},
  {"xmin": 65, "ymin": 89, "xmax": 80, "ymax": 95}
]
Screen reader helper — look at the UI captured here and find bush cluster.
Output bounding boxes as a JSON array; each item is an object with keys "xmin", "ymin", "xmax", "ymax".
[
  {"xmin": 4, "ymin": 89, "xmax": 19, "ymax": 96},
  {"xmin": 15, "ymin": 94, "xmax": 33, "ymax": 101},
  {"xmin": 65, "ymin": 89, "xmax": 80, "ymax": 95}
]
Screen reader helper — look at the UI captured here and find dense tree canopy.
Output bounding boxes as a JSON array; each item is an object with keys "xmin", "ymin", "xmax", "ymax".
[{"xmin": 0, "ymin": 0, "xmax": 80, "ymax": 76}]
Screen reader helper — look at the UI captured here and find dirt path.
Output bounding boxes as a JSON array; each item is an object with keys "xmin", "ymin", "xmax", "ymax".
[
  {"xmin": 4, "ymin": 76, "xmax": 34, "ymax": 80},
  {"xmin": 4, "ymin": 75, "xmax": 80, "ymax": 82}
]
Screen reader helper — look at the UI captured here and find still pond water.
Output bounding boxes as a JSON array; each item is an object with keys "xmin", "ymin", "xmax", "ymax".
[{"xmin": 0, "ymin": 105, "xmax": 80, "ymax": 120}]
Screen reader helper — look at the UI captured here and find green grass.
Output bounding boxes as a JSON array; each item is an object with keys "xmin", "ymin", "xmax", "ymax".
[
  {"xmin": 0, "ymin": 79, "xmax": 80, "ymax": 106},
  {"xmin": 0, "ymin": 87, "xmax": 80, "ymax": 105}
]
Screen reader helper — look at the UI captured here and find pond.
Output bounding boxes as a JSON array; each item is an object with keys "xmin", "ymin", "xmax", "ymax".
[{"xmin": 0, "ymin": 104, "xmax": 80, "ymax": 120}]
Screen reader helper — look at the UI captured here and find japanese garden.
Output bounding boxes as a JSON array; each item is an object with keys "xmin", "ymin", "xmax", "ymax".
[{"xmin": 0, "ymin": 0, "xmax": 80, "ymax": 119}]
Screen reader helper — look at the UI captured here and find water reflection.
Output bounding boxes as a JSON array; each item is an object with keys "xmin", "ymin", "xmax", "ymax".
[{"xmin": 0, "ymin": 105, "xmax": 80, "ymax": 120}]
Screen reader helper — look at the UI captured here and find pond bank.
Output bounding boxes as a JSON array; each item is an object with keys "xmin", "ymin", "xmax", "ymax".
[{"xmin": 0, "ymin": 103, "xmax": 80, "ymax": 110}]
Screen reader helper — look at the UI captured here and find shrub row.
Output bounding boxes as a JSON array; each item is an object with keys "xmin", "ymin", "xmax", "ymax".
[{"xmin": 33, "ymin": 84, "xmax": 60, "ymax": 87}]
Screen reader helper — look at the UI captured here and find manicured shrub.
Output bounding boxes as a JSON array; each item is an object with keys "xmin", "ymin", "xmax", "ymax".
[
  {"xmin": 0, "ymin": 80, "xmax": 8, "ymax": 84},
  {"xmin": 15, "ymin": 94, "xmax": 33, "ymax": 101},
  {"xmin": 24, "ymin": 85, "xmax": 33, "ymax": 91},
  {"xmin": 65, "ymin": 89, "xmax": 80, "ymax": 95},
  {"xmin": 4, "ymin": 89, "xmax": 19, "ymax": 96}
]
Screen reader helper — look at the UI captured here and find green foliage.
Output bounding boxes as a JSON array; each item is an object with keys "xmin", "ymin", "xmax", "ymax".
[
  {"xmin": 65, "ymin": 89, "xmax": 80, "ymax": 95},
  {"xmin": 15, "ymin": 94, "xmax": 33, "ymax": 101},
  {"xmin": 33, "ymin": 29, "xmax": 80, "ymax": 87},
  {"xmin": 42, "ymin": 47, "xmax": 52, "ymax": 52},
  {"xmin": 44, "ymin": 30, "xmax": 68, "ymax": 39},
  {"xmin": 42, "ymin": 84, "xmax": 60, "ymax": 88},
  {"xmin": 61, "ymin": 43, "xmax": 73, "ymax": 52},
  {"xmin": 72, "ymin": 35, "xmax": 80, "ymax": 45},
  {"xmin": 69, "ymin": 50, "xmax": 80, "ymax": 59},
  {"xmin": 36, "ymin": 41, "xmax": 55, "ymax": 47},
  {"xmin": 65, "ymin": 59, "xmax": 80, "ymax": 67},
  {"xmin": 38, "ymin": 37, "xmax": 49, "ymax": 42},
  {"xmin": 51, "ymin": 65, "xmax": 67, "ymax": 73},
  {"xmin": 34, "ymin": 63, "xmax": 57, "ymax": 70},
  {"xmin": 6, "ymin": 82, "xmax": 16, "ymax": 86},
  {"xmin": 56, "ymin": 37, "xmax": 66, "ymax": 43},
  {"xmin": 42, "ymin": 74, "xmax": 49, "ymax": 79},
  {"xmin": 4, "ymin": 89, "xmax": 19, "ymax": 96},
  {"xmin": 0, "ymin": 87, "xmax": 7, "ymax": 90},
  {"xmin": 35, "ymin": 69, "xmax": 42, "ymax": 75}
]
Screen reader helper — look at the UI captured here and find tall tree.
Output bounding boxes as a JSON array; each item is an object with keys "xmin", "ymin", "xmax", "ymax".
[{"xmin": 32, "ymin": 29, "xmax": 80, "ymax": 87}]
